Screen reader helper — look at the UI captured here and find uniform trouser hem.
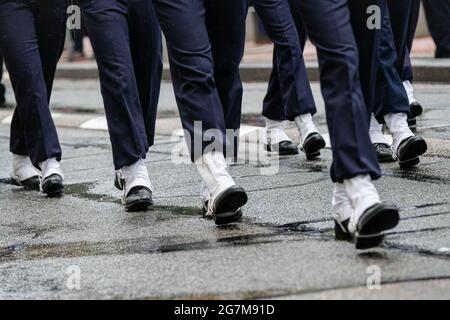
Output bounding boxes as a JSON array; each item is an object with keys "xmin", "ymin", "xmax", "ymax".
[
  {"xmin": 114, "ymin": 152, "xmax": 148, "ymax": 171},
  {"xmin": 332, "ymin": 171, "xmax": 382, "ymax": 184}
]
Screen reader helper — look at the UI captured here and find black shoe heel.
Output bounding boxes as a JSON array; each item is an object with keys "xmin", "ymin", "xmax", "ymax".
[
  {"xmin": 354, "ymin": 234, "xmax": 385, "ymax": 250},
  {"xmin": 399, "ymin": 157, "xmax": 420, "ymax": 169},
  {"xmin": 334, "ymin": 220, "xmax": 351, "ymax": 241},
  {"xmin": 397, "ymin": 136, "xmax": 428, "ymax": 169},
  {"xmin": 42, "ymin": 174, "xmax": 64, "ymax": 197},
  {"xmin": 303, "ymin": 133, "xmax": 326, "ymax": 160},
  {"xmin": 124, "ymin": 186, "xmax": 153, "ymax": 212},
  {"xmin": 214, "ymin": 186, "xmax": 247, "ymax": 225}
]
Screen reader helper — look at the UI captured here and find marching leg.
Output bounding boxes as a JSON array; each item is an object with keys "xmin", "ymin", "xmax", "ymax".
[
  {"xmin": 153, "ymin": 0, "xmax": 248, "ymax": 224},
  {"xmin": 81, "ymin": 0, "xmax": 153, "ymax": 211},
  {"xmin": 374, "ymin": 3, "xmax": 428, "ymax": 169},
  {"xmin": 423, "ymin": 0, "xmax": 450, "ymax": 59},
  {"xmin": 0, "ymin": 0, "xmax": 65, "ymax": 196},
  {"xmin": 129, "ymin": 0, "xmax": 163, "ymax": 149},
  {"xmin": 205, "ymin": 0, "xmax": 248, "ymax": 161},
  {"xmin": 256, "ymin": 0, "xmax": 324, "ymax": 158},
  {"xmin": 293, "ymin": 0, "xmax": 399, "ymax": 249},
  {"xmin": 387, "ymin": 0, "xmax": 423, "ymax": 119},
  {"xmin": 0, "ymin": 54, "xmax": 5, "ymax": 108}
]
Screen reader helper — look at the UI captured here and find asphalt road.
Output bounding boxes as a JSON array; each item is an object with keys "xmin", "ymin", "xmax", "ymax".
[{"xmin": 0, "ymin": 81, "xmax": 449, "ymax": 299}]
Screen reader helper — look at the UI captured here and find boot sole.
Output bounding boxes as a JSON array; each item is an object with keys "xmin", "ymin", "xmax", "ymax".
[
  {"xmin": 214, "ymin": 186, "xmax": 248, "ymax": 225},
  {"xmin": 334, "ymin": 220, "xmax": 384, "ymax": 249},
  {"xmin": 358, "ymin": 203, "xmax": 399, "ymax": 236},
  {"xmin": 355, "ymin": 234, "xmax": 385, "ymax": 250},
  {"xmin": 303, "ymin": 135, "xmax": 326, "ymax": 160},
  {"xmin": 398, "ymin": 138, "xmax": 427, "ymax": 167},
  {"xmin": 378, "ymin": 156, "xmax": 396, "ymax": 163},
  {"xmin": 42, "ymin": 183, "xmax": 64, "ymax": 197},
  {"xmin": 125, "ymin": 199, "xmax": 153, "ymax": 212},
  {"xmin": 41, "ymin": 174, "xmax": 64, "ymax": 197},
  {"xmin": 264, "ymin": 144, "xmax": 299, "ymax": 156},
  {"xmin": 399, "ymin": 157, "xmax": 420, "ymax": 169},
  {"xmin": 377, "ymin": 153, "xmax": 396, "ymax": 163},
  {"xmin": 11, "ymin": 176, "xmax": 40, "ymax": 191},
  {"xmin": 353, "ymin": 203, "xmax": 399, "ymax": 250},
  {"xmin": 215, "ymin": 210, "xmax": 243, "ymax": 225}
]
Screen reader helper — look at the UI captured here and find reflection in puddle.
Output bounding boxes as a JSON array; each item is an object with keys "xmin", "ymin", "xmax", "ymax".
[
  {"xmin": 0, "ymin": 231, "xmax": 283, "ymax": 263},
  {"xmin": 65, "ymin": 182, "xmax": 120, "ymax": 204}
]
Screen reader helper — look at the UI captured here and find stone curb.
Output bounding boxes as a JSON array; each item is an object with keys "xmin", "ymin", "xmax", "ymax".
[{"xmin": 55, "ymin": 59, "xmax": 450, "ymax": 83}]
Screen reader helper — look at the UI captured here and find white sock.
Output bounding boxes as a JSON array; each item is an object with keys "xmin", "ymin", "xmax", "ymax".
[
  {"xmin": 343, "ymin": 175, "xmax": 381, "ymax": 233},
  {"xmin": 11, "ymin": 154, "xmax": 41, "ymax": 181},
  {"xmin": 121, "ymin": 158, "xmax": 152, "ymax": 196},
  {"xmin": 369, "ymin": 114, "xmax": 389, "ymax": 145},
  {"xmin": 264, "ymin": 117, "xmax": 292, "ymax": 145},
  {"xmin": 331, "ymin": 183, "xmax": 353, "ymax": 223},
  {"xmin": 200, "ymin": 181, "xmax": 209, "ymax": 203},
  {"xmin": 384, "ymin": 113, "xmax": 414, "ymax": 152},
  {"xmin": 39, "ymin": 158, "xmax": 64, "ymax": 180},
  {"xmin": 402, "ymin": 80, "xmax": 416, "ymax": 104},
  {"xmin": 195, "ymin": 152, "xmax": 235, "ymax": 203},
  {"xmin": 294, "ymin": 113, "xmax": 319, "ymax": 145}
]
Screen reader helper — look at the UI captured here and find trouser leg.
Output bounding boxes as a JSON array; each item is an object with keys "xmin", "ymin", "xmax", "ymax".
[
  {"xmin": 387, "ymin": 0, "xmax": 416, "ymax": 82},
  {"xmin": 0, "ymin": 53, "xmax": 3, "ymax": 84},
  {"xmin": 0, "ymin": 0, "xmax": 64, "ymax": 167},
  {"xmin": 204, "ymin": 0, "xmax": 248, "ymax": 159},
  {"xmin": 152, "ymin": 0, "xmax": 226, "ymax": 162},
  {"xmin": 80, "ymin": 0, "xmax": 149, "ymax": 170},
  {"xmin": 374, "ymin": 3, "xmax": 410, "ymax": 120},
  {"xmin": 128, "ymin": 0, "xmax": 163, "ymax": 148},
  {"xmin": 423, "ymin": 0, "xmax": 450, "ymax": 58},
  {"xmin": 261, "ymin": 0, "xmax": 315, "ymax": 121},
  {"xmin": 292, "ymin": 0, "xmax": 381, "ymax": 182},
  {"xmin": 0, "ymin": 53, "xmax": 5, "ymax": 104},
  {"xmin": 400, "ymin": 0, "xmax": 420, "ymax": 82}
]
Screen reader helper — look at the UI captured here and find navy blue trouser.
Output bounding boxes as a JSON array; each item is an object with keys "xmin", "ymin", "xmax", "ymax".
[
  {"xmin": 0, "ymin": 53, "xmax": 5, "ymax": 103},
  {"xmin": 386, "ymin": 0, "xmax": 414, "ymax": 79},
  {"xmin": 292, "ymin": 0, "xmax": 382, "ymax": 182},
  {"xmin": 0, "ymin": 0, "xmax": 66, "ymax": 167},
  {"xmin": 423, "ymin": 0, "xmax": 450, "ymax": 58},
  {"xmin": 80, "ymin": 0, "xmax": 163, "ymax": 170},
  {"xmin": 70, "ymin": 0, "xmax": 87, "ymax": 54},
  {"xmin": 373, "ymin": 1, "xmax": 411, "ymax": 121},
  {"xmin": 152, "ymin": 0, "xmax": 247, "ymax": 161},
  {"xmin": 0, "ymin": 53, "xmax": 3, "ymax": 84},
  {"xmin": 261, "ymin": 0, "xmax": 390, "ymax": 122},
  {"xmin": 257, "ymin": 0, "xmax": 316, "ymax": 121},
  {"xmin": 399, "ymin": 0, "xmax": 421, "ymax": 82},
  {"xmin": 386, "ymin": 0, "xmax": 419, "ymax": 84}
]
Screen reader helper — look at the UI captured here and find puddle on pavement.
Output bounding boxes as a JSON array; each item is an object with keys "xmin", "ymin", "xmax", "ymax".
[
  {"xmin": 0, "ymin": 230, "xmax": 286, "ymax": 263},
  {"xmin": 64, "ymin": 182, "xmax": 120, "ymax": 204},
  {"xmin": 64, "ymin": 182, "xmax": 204, "ymax": 218}
]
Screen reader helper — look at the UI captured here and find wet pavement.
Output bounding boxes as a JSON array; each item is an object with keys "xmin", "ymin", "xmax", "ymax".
[{"xmin": 0, "ymin": 81, "xmax": 449, "ymax": 299}]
